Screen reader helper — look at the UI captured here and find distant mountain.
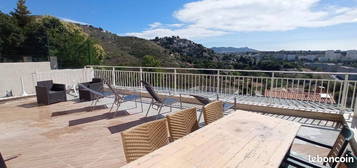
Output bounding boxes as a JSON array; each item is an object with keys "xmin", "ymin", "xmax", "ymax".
[
  {"xmin": 152, "ymin": 36, "xmax": 222, "ymax": 68},
  {"xmin": 75, "ymin": 25, "xmax": 225, "ymax": 68},
  {"xmin": 211, "ymin": 47, "xmax": 258, "ymax": 53},
  {"xmin": 69, "ymin": 24, "xmax": 246, "ymax": 68}
]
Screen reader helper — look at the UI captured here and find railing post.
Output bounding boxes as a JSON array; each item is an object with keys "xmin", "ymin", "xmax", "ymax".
[
  {"xmin": 268, "ymin": 72, "xmax": 275, "ymax": 105},
  {"xmin": 341, "ymin": 74, "xmax": 349, "ymax": 113},
  {"xmin": 140, "ymin": 67, "xmax": 143, "ymax": 91},
  {"xmin": 112, "ymin": 67, "xmax": 115, "ymax": 86},
  {"xmin": 270, "ymin": 72, "xmax": 275, "ymax": 91},
  {"xmin": 217, "ymin": 70, "xmax": 220, "ymax": 94},
  {"xmin": 89, "ymin": 66, "xmax": 94, "ymax": 80},
  {"xmin": 174, "ymin": 69, "xmax": 177, "ymax": 95}
]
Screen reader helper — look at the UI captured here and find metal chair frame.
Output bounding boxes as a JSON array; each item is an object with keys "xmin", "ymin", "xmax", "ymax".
[
  {"xmin": 106, "ymin": 83, "xmax": 143, "ymax": 115},
  {"xmin": 78, "ymin": 83, "xmax": 112, "ymax": 111},
  {"xmin": 141, "ymin": 81, "xmax": 181, "ymax": 118}
]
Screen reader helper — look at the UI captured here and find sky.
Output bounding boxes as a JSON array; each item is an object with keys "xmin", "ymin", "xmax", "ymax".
[{"xmin": 1, "ymin": 0, "xmax": 357, "ymax": 51}]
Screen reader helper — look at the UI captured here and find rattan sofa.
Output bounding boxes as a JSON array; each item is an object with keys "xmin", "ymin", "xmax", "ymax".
[
  {"xmin": 79, "ymin": 78, "xmax": 103, "ymax": 102},
  {"xmin": 36, "ymin": 80, "xmax": 67, "ymax": 105}
]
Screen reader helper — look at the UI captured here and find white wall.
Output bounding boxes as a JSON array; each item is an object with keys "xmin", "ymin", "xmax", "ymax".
[
  {"xmin": 0, "ymin": 62, "xmax": 51, "ymax": 97},
  {"xmin": 34, "ymin": 68, "xmax": 94, "ymax": 90},
  {"xmin": 0, "ymin": 62, "xmax": 94, "ymax": 97}
]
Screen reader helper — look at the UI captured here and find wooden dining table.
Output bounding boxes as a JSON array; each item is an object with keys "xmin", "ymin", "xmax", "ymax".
[{"xmin": 121, "ymin": 110, "xmax": 301, "ymax": 168}]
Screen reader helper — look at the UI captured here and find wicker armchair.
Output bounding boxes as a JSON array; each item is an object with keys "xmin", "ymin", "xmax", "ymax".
[
  {"xmin": 36, "ymin": 80, "xmax": 66, "ymax": 105},
  {"xmin": 203, "ymin": 101, "xmax": 224, "ymax": 125},
  {"xmin": 166, "ymin": 107, "xmax": 199, "ymax": 141},
  {"xmin": 121, "ymin": 118, "xmax": 169, "ymax": 162},
  {"xmin": 79, "ymin": 78, "xmax": 103, "ymax": 102}
]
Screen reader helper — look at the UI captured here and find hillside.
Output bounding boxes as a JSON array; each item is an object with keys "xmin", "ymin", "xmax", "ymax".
[
  {"xmin": 80, "ymin": 25, "xmax": 181, "ymax": 66},
  {"xmin": 211, "ymin": 47, "xmax": 257, "ymax": 53},
  {"xmin": 80, "ymin": 27, "xmax": 227, "ymax": 68},
  {"xmin": 152, "ymin": 36, "xmax": 222, "ymax": 68}
]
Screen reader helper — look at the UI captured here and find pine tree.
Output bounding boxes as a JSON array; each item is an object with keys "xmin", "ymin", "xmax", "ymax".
[
  {"xmin": 10, "ymin": 0, "xmax": 31, "ymax": 27},
  {"xmin": 0, "ymin": 11, "xmax": 25, "ymax": 60}
]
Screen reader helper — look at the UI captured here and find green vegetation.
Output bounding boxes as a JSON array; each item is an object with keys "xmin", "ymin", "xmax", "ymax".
[
  {"xmin": 0, "ymin": 11, "xmax": 25, "ymax": 60},
  {"xmin": 80, "ymin": 25, "xmax": 180, "ymax": 67},
  {"xmin": 142, "ymin": 55, "xmax": 160, "ymax": 67},
  {"xmin": 152, "ymin": 36, "xmax": 221, "ymax": 68},
  {"xmin": 10, "ymin": 0, "xmax": 32, "ymax": 27},
  {"xmin": 0, "ymin": 0, "xmax": 105, "ymax": 68}
]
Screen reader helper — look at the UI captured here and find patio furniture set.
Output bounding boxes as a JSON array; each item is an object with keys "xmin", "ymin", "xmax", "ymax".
[
  {"xmin": 32, "ymin": 79, "xmax": 357, "ymax": 168},
  {"xmin": 35, "ymin": 78, "xmax": 142, "ymax": 113},
  {"xmin": 121, "ymin": 101, "xmax": 224, "ymax": 162},
  {"xmin": 120, "ymin": 105, "xmax": 356, "ymax": 168},
  {"xmin": 36, "ymin": 78, "xmax": 106, "ymax": 105}
]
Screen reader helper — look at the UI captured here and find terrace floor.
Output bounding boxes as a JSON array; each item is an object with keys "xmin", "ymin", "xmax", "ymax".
[{"xmin": 0, "ymin": 93, "xmax": 345, "ymax": 168}]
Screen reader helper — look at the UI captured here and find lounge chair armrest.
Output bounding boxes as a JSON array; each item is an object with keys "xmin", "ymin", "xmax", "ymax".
[
  {"xmin": 295, "ymin": 136, "xmax": 333, "ymax": 149},
  {"xmin": 36, "ymin": 86, "xmax": 50, "ymax": 104}
]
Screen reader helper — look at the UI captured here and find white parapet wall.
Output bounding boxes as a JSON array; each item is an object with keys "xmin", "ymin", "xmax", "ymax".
[
  {"xmin": 0, "ymin": 62, "xmax": 51, "ymax": 97},
  {"xmin": 34, "ymin": 68, "xmax": 94, "ymax": 90},
  {"xmin": 0, "ymin": 62, "xmax": 94, "ymax": 97}
]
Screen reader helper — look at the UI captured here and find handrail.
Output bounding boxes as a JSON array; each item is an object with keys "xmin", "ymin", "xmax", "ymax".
[
  {"xmin": 90, "ymin": 65, "xmax": 357, "ymax": 116},
  {"xmin": 85, "ymin": 65, "xmax": 357, "ymax": 75}
]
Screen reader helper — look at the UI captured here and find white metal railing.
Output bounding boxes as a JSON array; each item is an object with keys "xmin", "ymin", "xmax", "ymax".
[{"xmin": 87, "ymin": 65, "xmax": 357, "ymax": 115}]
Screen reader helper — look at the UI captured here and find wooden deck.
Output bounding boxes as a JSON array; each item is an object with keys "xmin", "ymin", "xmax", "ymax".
[
  {"xmin": 0, "ymin": 96, "xmax": 342, "ymax": 168},
  {"xmin": 0, "ymin": 97, "xmax": 158, "ymax": 168}
]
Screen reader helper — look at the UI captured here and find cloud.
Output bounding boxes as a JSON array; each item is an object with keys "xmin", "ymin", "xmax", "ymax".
[
  {"xmin": 126, "ymin": 0, "xmax": 357, "ymax": 39},
  {"xmin": 149, "ymin": 22, "xmax": 184, "ymax": 29},
  {"xmin": 60, "ymin": 17, "xmax": 89, "ymax": 25},
  {"xmin": 126, "ymin": 25, "xmax": 227, "ymax": 39}
]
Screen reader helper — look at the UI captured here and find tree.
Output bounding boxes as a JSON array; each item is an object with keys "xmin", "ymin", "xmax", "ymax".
[
  {"xmin": 10, "ymin": 0, "xmax": 32, "ymax": 27},
  {"xmin": 0, "ymin": 11, "xmax": 25, "ymax": 61},
  {"xmin": 1, "ymin": 1, "xmax": 106, "ymax": 67},
  {"xmin": 32, "ymin": 16, "xmax": 105, "ymax": 68}
]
